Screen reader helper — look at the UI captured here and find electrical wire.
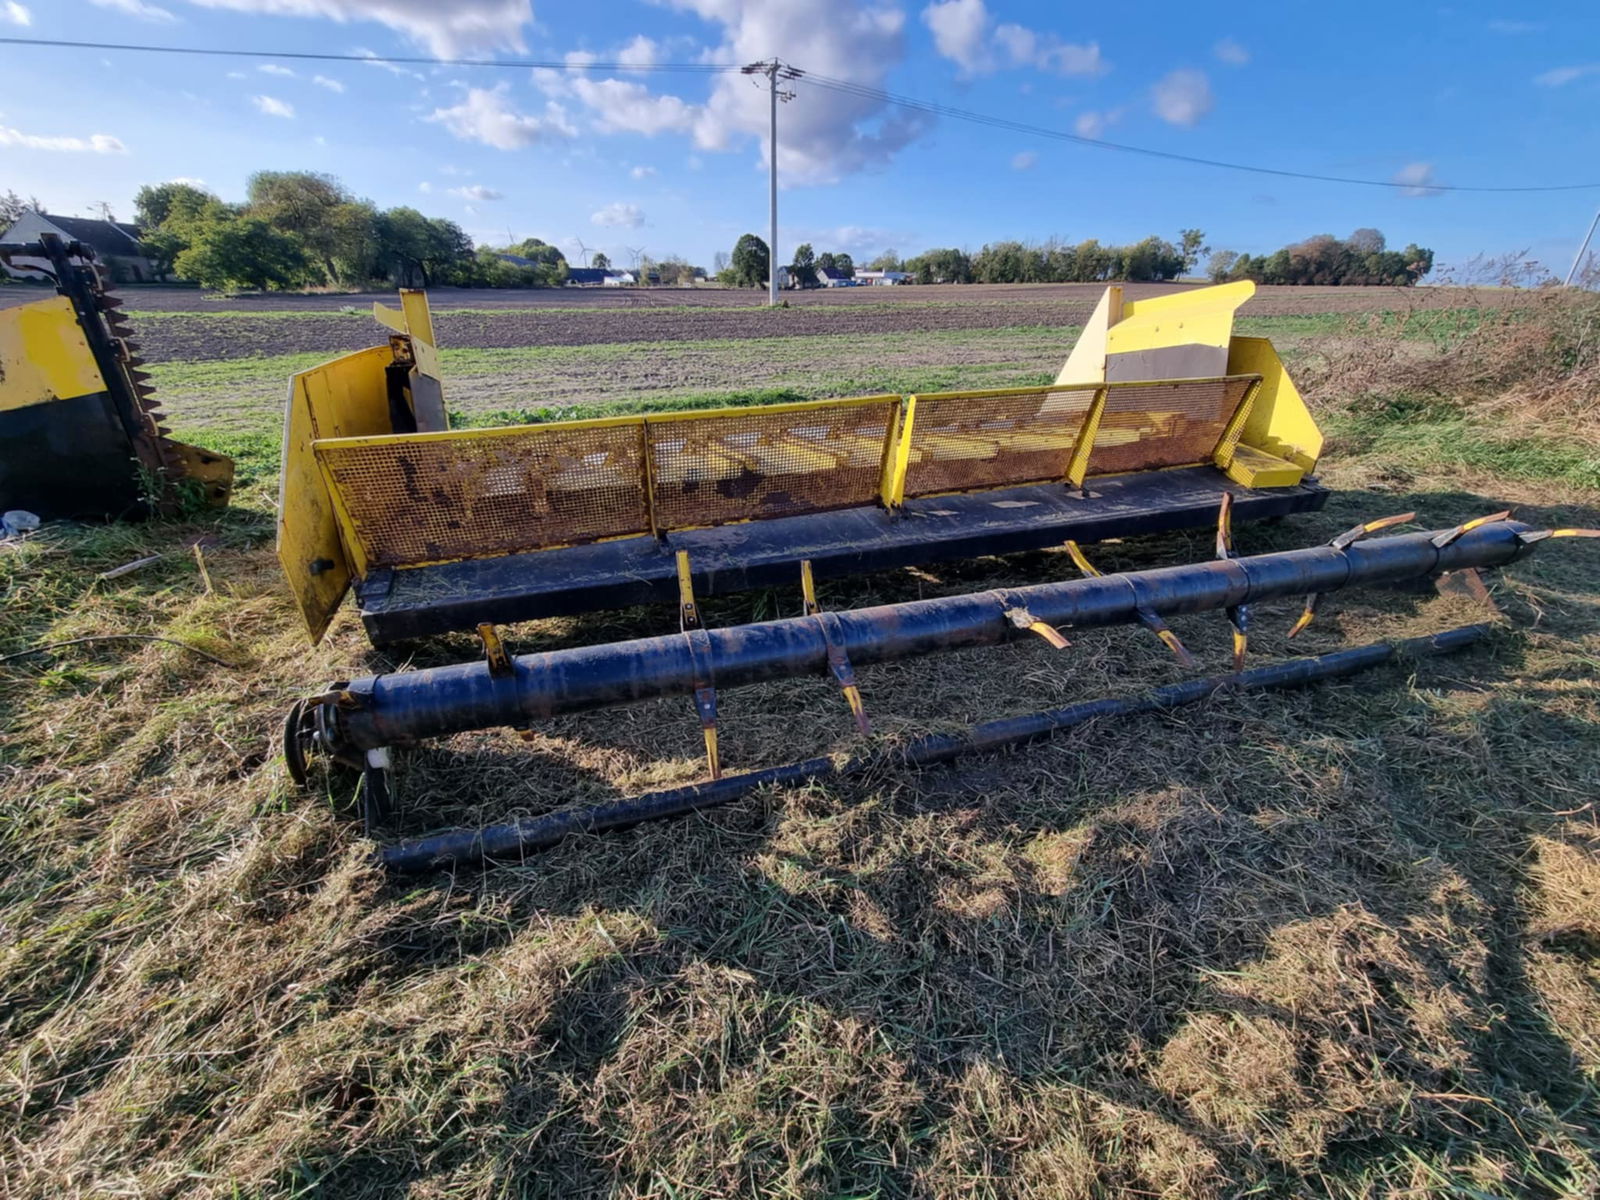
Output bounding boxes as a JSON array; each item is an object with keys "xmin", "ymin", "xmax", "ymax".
[
  {"xmin": 3, "ymin": 37, "xmax": 1596, "ymax": 192},
  {"xmin": 799, "ymin": 70, "xmax": 1600, "ymax": 193},
  {"xmin": 0, "ymin": 36, "xmax": 741, "ymax": 73}
]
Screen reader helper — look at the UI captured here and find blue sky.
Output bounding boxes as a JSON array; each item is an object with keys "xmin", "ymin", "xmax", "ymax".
[{"xmin": 2, "ymin": 0, "xmax": 1598, "ymax": 275}]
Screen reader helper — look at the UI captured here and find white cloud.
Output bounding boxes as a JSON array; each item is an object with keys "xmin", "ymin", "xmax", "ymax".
[
  {"xmin": 1213, "ymin": 37, "xmax": 1249, "ymax": 66},
  {"xmin": 591, "ymin": 202, "xmax": 644, "ymax": 228},
  {"xmin": 667, "ymin": 0, "xmax": 924, "ymax": 184},
  {"xmin": 252, "ymin": 94, "xmax": 295, "ymax": 118},
  {"xmin": 1535, "ymin": 63, "xmax": 1598, "ymax": 87},
  {"xmin": 185, "ymin": 0, "xmax": 532, "ymax": 57},
  {"xmin": 449, "ymin": 183, "xmax": 503, "ymax": 200},
  {"xmin": 1, "ymin": 2, "xmax": 30, "ymax": 27},
  {"xmin": 168, "ymin": 174, "xmax": 206, "ymax": 184},
  {"xmin": 922, "ymin": 0, "xmax": 989, "ymax": 72},
  {"xmin": 1010, "ymin": 149, "xmax": 1037, "ymax": 170},
  {"xmin": 313, "ymin": 74, "xmax": 345, "ymax": 91},
  {"xmin": 1488, "ymin": 19, "xmax": 1542, "ymax": 34},
  {"xmin": 418, "ymin": 181, "xmax": 432, "ymax": 192},
  {"xmin": 993, "ymin": 22, "xmax": 1103, "ymax": 75},
  {"xmin": 258, "ymin": 63, "xmax": 295, "ymax": 75},
  {"xmin": 630, "ymin": 164, "xmax": 658, "ymax": 179},
  {"xmin": 1151, "ymin": 68, "xmax": 1213, "ymax": 126},
  {"xmin": 1073, "ymin": 107, "xmax": 1123, "ymax": 138},
  {"xmin": 0, "ymin": 124, "xmax": 127, "ymax": 153},
  {"xmin": 90, "ymin": 0, "xmax": 176, "ymax": 20},
  {"xmin": 353, "ymin": 45, "xmax": 424, "ymax": 79},
  {"xmin": 618, "ymin": 35, "xmax": 658, "ymax": 71},
  {"xmin": 923, "ymin": 0, "xmax": 1103, "ymax": 77},
  {"xmin": 226, "ymin": 70, "xmax": 246, "ymax": 78},
  {"xmin": 428, "ymin": 85, "xmax": 575, "ymax": 149},
  {"xmin": 570, "ymin": 77, "xmax": 696, "ymax": 135},
  {"xmin": 1392, "ymin": 161, "xmax": 1442, "ymax": 197}
]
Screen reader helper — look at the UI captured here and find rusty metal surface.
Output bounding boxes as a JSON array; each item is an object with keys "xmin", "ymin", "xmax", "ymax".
[
  {"xmin": 1085, "ymin": 376, "xmax": 1254, "ymax": 477},
  {"xmin": 903, "ymin": 387, "xmax": 1096, "ymax": 498},
  {"xmin": 647, "ymin": 399, "xmax": 897, "ymax": 529},
  {"xmin": 317, "ymin": 423, "xmax": 650, "ymax": 567}
]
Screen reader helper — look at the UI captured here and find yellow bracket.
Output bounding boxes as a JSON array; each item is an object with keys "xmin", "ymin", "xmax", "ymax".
[
  {"xmin": 879, "ymin": 395, "xmax": 916, "ymax": 508},
  {"xmin": 701, "ymin": 724, "xmax": 721, "ymax": 781},
  {"xmin": 1064, "ymin": 540, "xmax": 1102, "ymax": 577},
  {"xmin": 476, "ymin": 622, "xmax": 512, "ymax": 678},
  {"xmin": 1431, "ymin": 509, "xmax": 1513, "ymax": 548},
  {"xmin": 1006, "ymin": 606, "xmax": 1071, "ymax": 650},
  {"xmin": 800, "ymin": 559, "xmax": 821, "ymax": 616},
  {"xmin": 677, "ymin": 550, "xmax": 701, "ymax": 631},
  {"xmin": 1064, "ymin": 386, "xmax": 1108, "ymax": 489}
]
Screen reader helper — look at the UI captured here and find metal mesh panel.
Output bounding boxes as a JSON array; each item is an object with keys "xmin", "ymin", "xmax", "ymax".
[
  {"xmin": 317, "ymin": 424, "xmax": 649, "ymax": 568},
  {"xmin": 1084, "ymin": 377, "xmax": 1253, "ymax": 477},
  {"xmin": 902, "ymin": 387, "xmax": 1096, "ymax": 498},
  {"xmin": 647, "ymin": 399, "xmax": 897, "ymax": 529}
]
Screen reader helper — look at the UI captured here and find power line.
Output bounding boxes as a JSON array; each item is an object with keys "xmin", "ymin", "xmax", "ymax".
[
  {"xmin": 4, "ymin": 36, "xmax": 1597, "ymax": 193},
  {"xmin": 0, "ymin": 36, "xmax": 740, "ymax": 73},
  {"xmin": 800, "ymin": 70, "xmax": 1600, "ymax": 194}
]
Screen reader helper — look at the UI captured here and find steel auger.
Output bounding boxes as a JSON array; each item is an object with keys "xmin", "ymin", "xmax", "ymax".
[{"xmin": 282, "ymin": 508, "xmax": 1596, "ymax": 859}]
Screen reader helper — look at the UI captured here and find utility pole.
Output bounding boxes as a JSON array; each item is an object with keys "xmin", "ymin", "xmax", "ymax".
[
  {"xmin": 742, "ymin": 58, "xmax": 801, "ymax": 307},
  {"xmin": 1564, "ymin": 205, "xmax": 1600, "ymax": 287}
]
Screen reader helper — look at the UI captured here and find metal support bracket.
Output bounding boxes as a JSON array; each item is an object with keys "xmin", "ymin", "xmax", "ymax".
[
  {"xmin": 1005, "ymin": 604, "xmax": 1071, "ymax": 650},
  {"xmin": 1431, "ymin": 510, "xmax": 1512, "ymax": 549},
  {"xmin": 1292, "ymin": 511, "xmax": 1417, "ymax": 638},
  {"xmin": 1070, "ymin": 538, "xmax": 1193, "ymax": 666},
  {"xmin": 677, "ymin": 549, "xmax": 701, "ymax": 631},
  {"xmin": 684, "ymin": 628, "xmax": 721, "ymax": 779},
  {"xmin": 1215, "ymin": 493, "xmax": 1250, "ymax": 671},
  {"xmin": 802, "ymin": 562, "xmax": 870, "ymax": 734},
  {"xmin": 1516, "ymin": 527, "xmax": 1600, "ymax": 546},
  {"xmin": 361, "ymin": 746, "xmax": 392, "ymax": 836},
  {"xmin": 477, "ymin": 622, "xmax": 513, "ymax": 678}
]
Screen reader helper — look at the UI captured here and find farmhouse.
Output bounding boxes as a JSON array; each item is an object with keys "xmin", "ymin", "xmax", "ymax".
[
  {"xmin": 816, "ymin": 265, "xmax": 853, "ymax": 287},
  {"xmin": 1, "ymin": 211, "xmax": 159, "ymax": 282},
  {"xmin": 853, "ymin": 269, "xmax": 912, "ymax": 285}
]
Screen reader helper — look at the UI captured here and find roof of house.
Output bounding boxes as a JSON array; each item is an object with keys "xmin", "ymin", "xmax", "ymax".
[
  {"xmin": 35, "ymin": 213, "xmax": 147, "ymax": 258},
  {"xmin": 564, "ymin": 267, "xmax": 611, "ymax": 285},
  {"xmin": 817, "ymin": 266, "xmax": 848, "ymax": 281}
]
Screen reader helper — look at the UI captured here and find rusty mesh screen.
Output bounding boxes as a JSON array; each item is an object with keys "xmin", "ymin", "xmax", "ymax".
[
  {"xmin": 902, "ymin": 387, "xmax": 1096, "ymax": 498},
  {"xmin": 1083, "ymin": 376, "xmax": 1253, "ymax": 477},
  {"xmin": 316, "ymin": 424, "xmax": 649, "ymax": 567},
  {"xmin": 646, "ymin": 399, "xmax": 897, "ymax": 529}
]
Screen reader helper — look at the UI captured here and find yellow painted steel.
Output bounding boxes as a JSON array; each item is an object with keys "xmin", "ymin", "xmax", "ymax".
[
  {"xmin": 1210, "ymin": 377, "xmax": 1263, "ymax": 470},
  {"xmin": 881, "ymin": 395, "xmax": 916, "ymax": 506},
  {"xmin": 1225, "ymin": 335, "xmax": 1322, "ymax": 476},
  {"xmin": 1064, "ymin": 388, "xmax": 1109, "ymax": 488},
  {"xmin": 0, "ymin": 295, "xmax": 106, "ymax": 412},
  {"xmin": 277, "ymin": 343, "xmax": 398, "ymax": 642},
  {"xmin": 1107, "ymin": 280, "xmax": 1255, "ymax": 361}
]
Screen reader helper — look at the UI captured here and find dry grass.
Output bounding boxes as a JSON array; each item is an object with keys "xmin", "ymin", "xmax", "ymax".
[{"xmin": 2, "ymin": 295, "xmax": 1599, "ymax": 1197}]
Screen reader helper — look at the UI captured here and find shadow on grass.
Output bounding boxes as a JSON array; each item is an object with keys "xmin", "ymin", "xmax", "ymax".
[{"xmin": 279, "ymin": 484, "xmax": 1600, "ymax": 1196}]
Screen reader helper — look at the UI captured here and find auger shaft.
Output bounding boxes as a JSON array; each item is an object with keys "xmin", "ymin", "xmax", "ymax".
[
  {"xmin": 314, "ymin": 520, "xmax": 1542, "ymax": 760},
  {"xmin": 380, "ymin": 625, "xmax": 1494, "ymax": 872}
]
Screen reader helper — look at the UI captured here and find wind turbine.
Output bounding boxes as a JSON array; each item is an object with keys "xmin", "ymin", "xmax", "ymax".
[{"xmin": 572, "ymin": 237, "xmax": 593, "ymax": 267}]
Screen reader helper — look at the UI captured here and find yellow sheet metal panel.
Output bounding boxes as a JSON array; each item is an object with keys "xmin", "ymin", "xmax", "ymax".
[
  {"xmin": 1105, "ymin": 280, "xmax": 1255, "ymax": 381},
  {"xmin": 1054, "ymin": 285, "xmax": 1120, "ymax": 387},
  {"xmin": 1226, "ymin": 335, "xmax": 1323, "ymax": 472},
  {"xmin": 1224, "ymin": 445, "xmax": 1306, "ymax": 488},
  {"xmin": 316, "ymin": 421, "xmax": 651, "ymax": 568},
  {"xmin": 0, "ymin": 295, "xmax": 106, "ymax": 413},
  {"xmin": 277, "ymin": 344, "xmax": 396, "ymax": 642}
]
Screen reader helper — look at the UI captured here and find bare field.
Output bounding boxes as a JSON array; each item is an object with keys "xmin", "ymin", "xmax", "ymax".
[{"xmin": 3, "ymin": 282, "xmax": 1598, "ymax": 1197}]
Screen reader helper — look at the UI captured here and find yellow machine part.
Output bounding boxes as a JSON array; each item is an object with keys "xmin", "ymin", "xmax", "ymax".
[
  {"xmin": 279, "ymin": 283, "xmax": 1325, "ymax": 641},
  {"xmin": 0, "ymin": 295, "xmax": 107, "ymax": 411}
]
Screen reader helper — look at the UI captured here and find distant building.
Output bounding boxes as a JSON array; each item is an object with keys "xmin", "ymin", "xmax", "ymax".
[
  {"xmin": 564, "ymin": 267, "xmax": 612, "ymax": 286},
  {"xmin": 816, "ymin": 266, "xmax": 853, "ymax": 287},
  {"xmin": 853, "ymin": 269, "xmax": 911, "ymax": 286},
  {"xmin": 1, "ymin": 211, "xmax": 158, "ymax": 282}
]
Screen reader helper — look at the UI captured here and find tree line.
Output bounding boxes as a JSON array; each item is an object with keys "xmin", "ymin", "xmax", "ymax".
[
  {"xmin": 130, "ymin": 173, "xmax": 575, "ymax": 292},
  {"xmin": 1208, "ymin": 229, "xmax": 1433, "ymax": 286},
  {"xmin": 717, "ymin": 231, "xmax": 1210, "ymax": 287}
]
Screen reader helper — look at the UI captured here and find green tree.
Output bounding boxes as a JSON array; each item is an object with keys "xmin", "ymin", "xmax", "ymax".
[
  {"xmin": 134, "ymin": 182, "xmax": 218, "ymax": 231},
  {"xmin": 834, "ymin": 252, "xmax": 854, "ymax": 278},
  {"xmin": 727, "ymin": 234, "xmax": 769, "ymax": 288},
  {"xmin": 1178, "ymin": 228, "xmax": 1209, "ymax": 274},
  {"xmin": 816, "ymin": 250, "xmax": 837, "ymax": 273},
  {"xmin": 1207, "ymin": 249, "xmax": 1240, "ymax": 282},
  {"xmin": 789, "ymin": 241, "xmax": 818, "ymax": 287},
  {"xmin": 246, "ymin": 170, "xmax": 353, "ymax": 283},
  {"xmin": 866, "ymin": 249, "xmax": 901, "ymax": 272},
  {"xmin": 173, "ymin": 214, "xmax": 309, "ymax": 291},
  {"xmin": 592, "ymin": 251, "xmax": 611, "ymax": 271}
]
